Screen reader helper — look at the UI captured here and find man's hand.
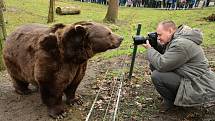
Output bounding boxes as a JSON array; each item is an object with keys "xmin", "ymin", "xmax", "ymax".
[{"xmin": 142, "ymin": 40, "xmax": 152, "ymax": 49}]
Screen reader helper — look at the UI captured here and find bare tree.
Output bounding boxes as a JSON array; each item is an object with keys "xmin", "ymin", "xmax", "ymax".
[
  {"xmin": 0, "ymin": 0, "xmax": 6, "ymax": 70},
  {"xmin": 0, "ymin": 0, "xmax": 6, "ymax": 43},
  {"xmin": 47, "ymin": 0, "xmax": 55, "ymax": 23},
  {"xmin": 104, "ymin": 0, "xmax": 119, "ymax": 23}
]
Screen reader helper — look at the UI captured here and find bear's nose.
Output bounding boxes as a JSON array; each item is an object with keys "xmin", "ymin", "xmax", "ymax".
[{"xmin": 118, "ymin": 36, "xmax": 124, "ymax": 42}]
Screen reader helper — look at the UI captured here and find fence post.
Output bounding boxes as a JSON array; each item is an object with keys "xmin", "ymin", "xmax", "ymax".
[{"xmin": 128, "ymin": 24, "xmax": 142, "ymax": 80}]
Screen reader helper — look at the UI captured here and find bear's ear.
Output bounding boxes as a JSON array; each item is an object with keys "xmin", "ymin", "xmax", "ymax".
[
  {"xmin": 74, "ymin": 25, "xmax": 86, "ymax": 35},
  {"xmin": 39, "ymin": 33, "xmax": 58, "ymax": 51},
  {"xmin": 63, "ymin": 25, "xmax": 87, "ymax": 43},
  {"xmin": 50, "ymin": 23, "xmax": 65, "ymax": 33}
]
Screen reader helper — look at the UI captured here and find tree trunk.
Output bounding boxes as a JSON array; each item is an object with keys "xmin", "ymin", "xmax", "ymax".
[
  {"xmin": 0, "ymin": 0, "xmax": 6, "ymax": 44},
  {"xmin": 0, "ymin": 0, "xmax": 5, "ymax": 9},
  {"xmin": 104, "ymin": 0, "xmax": 119, "ymax": 23},
  {"xmin": 0, "ymin": 0, "xmax": 6, "ymax": 70},
  {"xmin": 47, "ymin": 0, "xmax": 55, "ymax": 23}
]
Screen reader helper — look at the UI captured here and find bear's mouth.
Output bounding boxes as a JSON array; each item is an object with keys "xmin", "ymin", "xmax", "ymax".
[{"xmin": 109, "ymin": 41, "xmax": 122, "ymax": 49}]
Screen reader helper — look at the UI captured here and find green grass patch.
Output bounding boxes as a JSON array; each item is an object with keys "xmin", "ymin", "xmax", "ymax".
[{"xmin": 2, "ymin": 0, "xmax": 215, "ymax": 69}]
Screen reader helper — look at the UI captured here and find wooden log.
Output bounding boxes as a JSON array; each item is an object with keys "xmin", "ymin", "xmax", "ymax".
[
  {"xmin": 204, "ymin": 13, "xmax": 215, "ymax": 21},
  {"xmin": 56, "ymin": 6, "xmax": 80, "ymax": 15}
]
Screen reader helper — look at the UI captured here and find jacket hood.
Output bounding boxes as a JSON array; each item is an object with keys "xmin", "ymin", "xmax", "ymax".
[{"xmin": 173, "ymin": 25, "xmax": 203, "ymax": 45}]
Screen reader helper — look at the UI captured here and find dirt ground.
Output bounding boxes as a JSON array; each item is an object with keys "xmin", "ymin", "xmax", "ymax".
[{"xmin": 0, "ymin": 46, "xmax": 215, "ymax": 121}]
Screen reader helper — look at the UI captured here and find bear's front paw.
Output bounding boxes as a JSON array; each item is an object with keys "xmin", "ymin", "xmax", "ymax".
[
  {"xmin": 66, "ymin": 96, "xmax": 83, "ymax": 106},
  {"xmin": 48, "ymin": 105, "xmax": 68, "ymax": 119},
  {"xmin": 15, "ymin": 88, "xmax": 32, "ymax": 95}
]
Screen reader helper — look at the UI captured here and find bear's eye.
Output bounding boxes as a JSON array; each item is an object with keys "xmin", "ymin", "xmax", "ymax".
[{"xmin": 108, "ymin": 32, "xmax": 111, "ymax": 35}]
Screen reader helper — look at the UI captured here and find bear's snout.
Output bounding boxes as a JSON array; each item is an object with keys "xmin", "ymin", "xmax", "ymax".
[
  {"xmin": 118, "ymin": 36, "xmax": 124, "ymax": 42},
  {"xmin": 110, "ymin": 36, "xmax": 123, "ymax": 49}
]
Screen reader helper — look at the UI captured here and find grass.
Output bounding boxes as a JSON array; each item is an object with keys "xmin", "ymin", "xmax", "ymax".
[
  {"xmin": 1, "ymin": 2, "xmax": 215, "ymax": 119},
  {"xmin": 2, "ymin": 0, "xmax": 215, "ymax": 69}
]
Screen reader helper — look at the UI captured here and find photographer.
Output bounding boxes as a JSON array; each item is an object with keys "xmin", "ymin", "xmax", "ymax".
[{"xmin": 143, "ymin": 20, "xmax": 215, "ymax": 112}]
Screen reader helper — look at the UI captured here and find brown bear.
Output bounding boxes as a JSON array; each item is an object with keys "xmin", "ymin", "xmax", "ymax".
[{"xmin": 3, "ymin": 21, "xmax": 123, "ymax": 118}]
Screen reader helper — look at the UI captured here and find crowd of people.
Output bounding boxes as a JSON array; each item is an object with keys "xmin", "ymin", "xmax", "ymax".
[{"xmin": 79, "ymin": 0, "xmax": 212, "ymax": 9}]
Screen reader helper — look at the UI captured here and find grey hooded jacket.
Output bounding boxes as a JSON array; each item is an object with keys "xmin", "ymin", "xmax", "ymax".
[{"xmin": 146, "ymin": 25, "xmax": 215, "ymax": 106}]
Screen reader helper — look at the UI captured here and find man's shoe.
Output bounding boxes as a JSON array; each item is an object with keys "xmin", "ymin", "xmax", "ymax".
[{"xmin": 159, "ymin": 100, "xmax": 175, "ymax": 113}]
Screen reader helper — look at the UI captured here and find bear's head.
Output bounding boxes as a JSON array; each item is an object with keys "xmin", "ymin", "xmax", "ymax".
[
  {"xmin": 75, "ymin": 22, "xmax": 124, "ymax": 53},
  {"xmin": 42, "ymin": 22, "xmax": 123, "ymax": 64}
]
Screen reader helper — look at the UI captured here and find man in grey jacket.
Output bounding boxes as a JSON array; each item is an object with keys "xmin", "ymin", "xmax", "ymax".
[{"xmin": 143, "ymin": 20, "xmax": 215, "ymax": 112}]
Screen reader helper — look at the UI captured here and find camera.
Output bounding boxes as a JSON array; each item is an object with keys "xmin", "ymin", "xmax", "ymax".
[
  {"xmin": 133, "ymin": 32, "xmax": 165, "ymax": 54},
  {"xmin": 133, "ymin": 32, "xmax": 158, "ymax": 47}
]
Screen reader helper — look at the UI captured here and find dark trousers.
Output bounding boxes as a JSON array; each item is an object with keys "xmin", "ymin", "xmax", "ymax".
[{"xmin": 151, "ymin": 70, "xmax": 181, "ymax": 105}]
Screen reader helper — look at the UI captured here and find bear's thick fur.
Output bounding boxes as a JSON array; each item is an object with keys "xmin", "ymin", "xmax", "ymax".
[{"xmin": 3, "ymin": 21, "xmax": 123, "ymax": 118}]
